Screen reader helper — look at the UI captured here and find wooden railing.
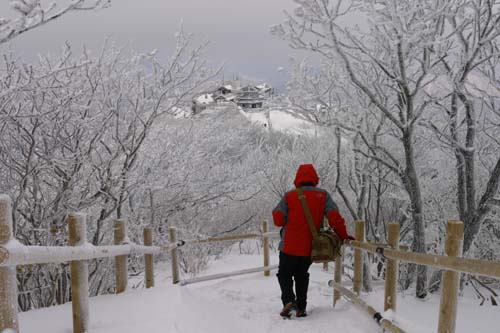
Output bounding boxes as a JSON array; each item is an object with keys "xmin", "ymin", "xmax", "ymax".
[
  {"xmin": 2, "ymin": 191, "xmax": 500, "ymax": 333},
  {"xmin": 0, "ymin": 195, "xmax": 174, "ymax": 333},
  {"xmin": 0, "ymin": 195, "xmax": 276, "ymax": 333},
  {"xmin": 333, "ymin": 220, "xmax": 500, "ymax": 333}
]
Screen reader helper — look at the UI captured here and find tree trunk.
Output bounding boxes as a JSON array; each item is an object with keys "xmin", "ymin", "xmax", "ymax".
[
  {"xmin": 402, "ymin": 129, "xmax": 427, "ymax": 298},
  {"xmin": 464, "ymin": 158, "xmax": 500, "ymax": 253}
]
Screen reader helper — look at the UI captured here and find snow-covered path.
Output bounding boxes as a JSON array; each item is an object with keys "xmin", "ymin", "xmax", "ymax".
[
  {"xmin": 19, "ymin": 253, "xmax": 499, "ymax": 332},
  {"xmin": 19, "ymin": 254, "xmax": 380, "ymax": 333}
]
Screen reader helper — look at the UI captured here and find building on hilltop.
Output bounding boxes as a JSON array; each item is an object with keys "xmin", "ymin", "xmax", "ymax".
[
  {"xmin": 255, "ymin": 83, "xmax": 274, "ymax": 98},
  {"xmin": 192, "ymin": 81, "xmax": 274, "ymax": 112},
  {"xmin": 235, "ymin": 86, "xmax": 264, "ymax": 109},
  {"xmin": 215, "ymin": 86, "xmax": 232, "ymax": 96}
]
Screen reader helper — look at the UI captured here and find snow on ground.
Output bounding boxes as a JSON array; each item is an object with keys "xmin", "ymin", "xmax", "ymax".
[
  {"xmin": 240, "ymin": 109, "xmax": 268, "ymax": 127},
  {"xmin": 19, "ymin": 252, "xmax": 499, "ymax": 333},
  {"xmin": 269, "ymin": 110, "xmax": 319, "ymax": 136},
  {"xmin": 239, "ymin": 108, "xmax": 320, "ymax": 136}
]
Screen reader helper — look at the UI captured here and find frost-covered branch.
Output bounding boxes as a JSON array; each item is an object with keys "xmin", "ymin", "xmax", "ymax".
[
  {"xmin": 0, "ymin": 30, "xmax": 221, "ymax": 308},
  {"xmin": 0, "ymin": 0, "xmax": 111, "ymax": 45}
]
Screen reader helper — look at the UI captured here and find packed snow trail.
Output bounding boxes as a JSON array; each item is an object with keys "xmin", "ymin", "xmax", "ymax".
[
  {"xmin": 18, "ymin": 253, "xmax": 499, "ymax": 332},
  {"xmin": 18, "ymin": 254, "xmax": 380, "ymax": 333}
]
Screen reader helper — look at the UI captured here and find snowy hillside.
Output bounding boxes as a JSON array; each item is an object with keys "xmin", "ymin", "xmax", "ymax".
[
  {"xmin": 18, "ymin": 251, "xmax": 499, "ymax": 333},
  {"xmin": 238, "ymin": 107, "xmax": 320, "ymax": 136},
  {"xmin": 187, "ymin": 103, "xmax": 321, "ymax": 137}
]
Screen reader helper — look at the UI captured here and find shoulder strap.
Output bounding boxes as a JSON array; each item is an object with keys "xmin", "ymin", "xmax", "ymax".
[{"xmin": 296, "ymin": 188, "xmax": 318, "ymax": 240}]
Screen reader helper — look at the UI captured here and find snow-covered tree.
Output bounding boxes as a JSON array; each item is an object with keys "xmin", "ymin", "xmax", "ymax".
[
  {"xmin": 0, "ymin": 0, "xmax": 110, "ymax": 45},
  {"xmin": 275, "ymin": 0, "xmax": 500, "ymax": 298},
  {"xmin": 272, "ymin": 0, "xmax": 462, "ymax": 298},
  {"xmin": 0, "ymin": 30, "xmax": 217, "ymax": 308},
  {"xmin": 423, "ymin": 0, "xmax": 500, "ymax": 255}
]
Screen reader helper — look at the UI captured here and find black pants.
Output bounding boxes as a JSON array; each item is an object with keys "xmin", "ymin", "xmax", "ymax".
[{"xmin": 277, "ymin": 252, "xmax": 312, "ymax": 311}]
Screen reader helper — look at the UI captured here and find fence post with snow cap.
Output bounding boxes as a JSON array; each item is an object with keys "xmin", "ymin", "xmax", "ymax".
[
  {"xmin": 438, "ymin": 220, "xmax": 464, "ymax": 333},
  {"xmin": 262, "ymin": 220, "xmax": 270, "ymax": 276},
  {"xmin": 144, "ymin": 228, "xmax": 155, "ymax": 288},
  {"xmin": 114, "ymin": 219, "xmax": 128, "ymax": 294},
  {"xmin": 170, "ymin": 227, "xmax": 180, "ymax": 284},
  {"xmin": 0, "ymin": 195, "xmax": 18, "ymax": 333},
  {"xmin": 68, "ymin": 213, "xmax": 90, "ymax": 333},
  {"xmin": 384, "ymin": 222, "xmax": 400, "ymax": 312}
]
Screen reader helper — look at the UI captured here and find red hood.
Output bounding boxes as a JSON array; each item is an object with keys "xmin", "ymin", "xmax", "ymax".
[{"xmin": 294, "ymin": 164, "xmax": 319, "ymax": 187}]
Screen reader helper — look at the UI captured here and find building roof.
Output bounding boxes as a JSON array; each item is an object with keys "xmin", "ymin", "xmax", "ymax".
[{"xmin": 239, "ymin": 86, "xmax": 259, "ymax": 93}]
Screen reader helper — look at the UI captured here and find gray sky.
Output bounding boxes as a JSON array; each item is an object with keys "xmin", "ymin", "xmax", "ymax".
[{"xmin": 0, "ymin": 0, "xmax": 309, "ymax": 90}]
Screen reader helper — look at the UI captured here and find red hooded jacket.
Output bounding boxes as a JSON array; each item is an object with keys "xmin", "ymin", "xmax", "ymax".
[{"xmin": 272, "ymin": 164, "xmax": 350, "ymax": 257}]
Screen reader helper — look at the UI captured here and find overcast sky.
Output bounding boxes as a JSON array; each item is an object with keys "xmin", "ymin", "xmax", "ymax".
[{"xmin": 0, "ymin": 0, "xmax": 313, "ymax": 90}]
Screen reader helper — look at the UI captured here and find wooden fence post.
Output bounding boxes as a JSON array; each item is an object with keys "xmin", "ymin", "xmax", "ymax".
[
  {"xmin": 68, "ymin": 213, "xmax": 90, "ymax": 333},
  {"xmin": 144, "ymin": 228, "xmax": 154, "ymax": 288},
  {"xmin": 169, "ymin": 227, "xmax": 180, "ymax": 284},
  {"xmin": 262, "ymin": 221, "xmax": 270, "ymax": 276},
  {"xmin": 438, "ymin": 220, "xmax": 464, "ymax": 333},
  {"xmin": 114, "ymin": 219, "xmax": 128, "ymax": 294},
  {"xmin": 384, "ymin": 222, "xmax": 400, "ymax": 311},
  {"xmin": 333, "ymin": 250, "xmax": 343, "ymax": 307},
  {"xmin": 353, "ymin": 220, "xmax": 364, "ymax": 295},
  {"xmin": 0, "ymin": 195, "xmax": 18, "ymax": 333}
]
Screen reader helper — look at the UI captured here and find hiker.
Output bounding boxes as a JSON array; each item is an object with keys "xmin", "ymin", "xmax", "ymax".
[{"xmin": 272, "ymin": 164, "xmax": 354, "ymax": 318}]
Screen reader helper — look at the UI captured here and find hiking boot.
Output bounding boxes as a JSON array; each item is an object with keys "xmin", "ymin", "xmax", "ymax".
[
  {"xmin": 280, "ymin": 302, "xmax": 296, "ymax": 318},
  {"xmin": 296, "ymin": 309, "xmax": 307, "ymax": 317}
]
